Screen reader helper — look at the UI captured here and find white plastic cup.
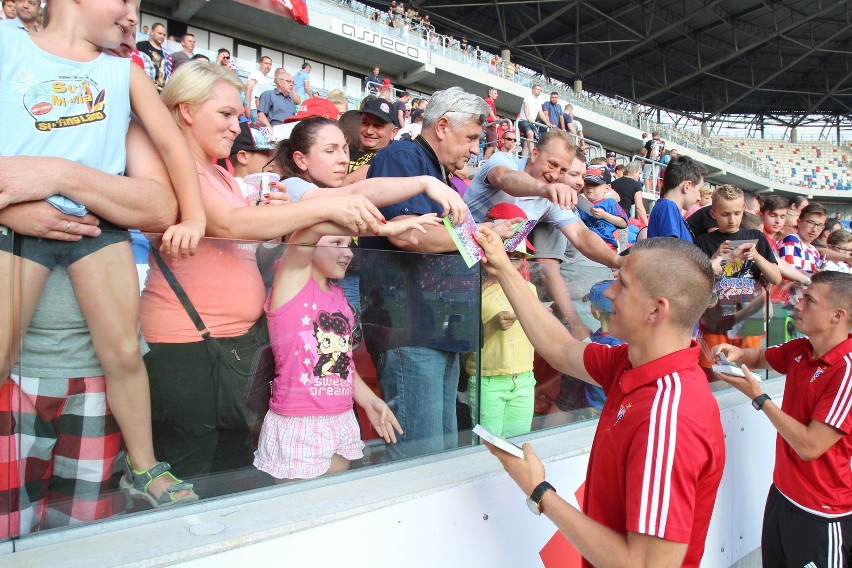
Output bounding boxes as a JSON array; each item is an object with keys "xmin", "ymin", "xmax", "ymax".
[{"xmin": 243, "ymin": 172, "xmax": 281, "ymax": 206}]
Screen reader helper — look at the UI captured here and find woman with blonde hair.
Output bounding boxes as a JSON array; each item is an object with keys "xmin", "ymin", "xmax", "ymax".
[{"xmin": 141, "ymin": 61, "xmax": 386, "ymax": 495}]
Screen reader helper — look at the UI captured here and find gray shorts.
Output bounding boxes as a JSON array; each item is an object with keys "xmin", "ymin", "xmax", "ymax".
[{"xmin": 10, "ymin": 222, "xmax": 130, "ymax": 269}]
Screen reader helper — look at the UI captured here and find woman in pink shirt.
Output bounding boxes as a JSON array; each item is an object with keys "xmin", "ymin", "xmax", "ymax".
[{"xmin": 141, "ymin": 62, "xmax": 387, "ymax": 493}]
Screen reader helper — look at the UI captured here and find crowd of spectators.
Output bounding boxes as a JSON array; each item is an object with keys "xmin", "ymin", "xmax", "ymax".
[{"xmin": 2, "ymin": 4, "xmax": 852, "ymax": 566}]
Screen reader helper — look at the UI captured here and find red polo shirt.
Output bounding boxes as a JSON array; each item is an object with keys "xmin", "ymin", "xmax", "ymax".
[
  {"xmin": 765, "ymin": 334, "xmax": 852, "ymax": 517},
  {"xmin": 582, "ymin": 342, "xmax": 725, "ymax": 568}
]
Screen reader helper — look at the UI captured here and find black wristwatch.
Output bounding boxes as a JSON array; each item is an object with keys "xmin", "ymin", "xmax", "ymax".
[
  {"xmin": 526, "ymin": 481, "xmax": 556, "ymax": 515},
  {"xmin": 752, "ymin": 393, "xmax": 771, "ymax": 411}
]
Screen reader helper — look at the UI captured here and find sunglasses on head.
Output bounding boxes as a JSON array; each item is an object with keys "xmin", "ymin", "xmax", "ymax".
[{"xmin": 441, "ymin": 110, "xmax": 487, "ymax": 126}]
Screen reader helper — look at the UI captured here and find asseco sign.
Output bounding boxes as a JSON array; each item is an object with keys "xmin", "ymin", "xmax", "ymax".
[{"xmin": 331, "ymin": 18, "xmax": 426, "ymax": 63}]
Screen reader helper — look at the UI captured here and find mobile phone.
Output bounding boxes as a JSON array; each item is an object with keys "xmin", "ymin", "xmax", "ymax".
[
  {"xmin": 46, "ymin": 195, "xmax": 88, "ymax": 217},
  {"xmin": 712, "ymin": 353, "xmax": 752, "ymax": 379}
]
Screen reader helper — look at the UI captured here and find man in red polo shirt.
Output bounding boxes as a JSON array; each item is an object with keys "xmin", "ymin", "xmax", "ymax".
[
  {"xmin": 474, "ymin": 232, "xmax": 725, "ymax": 568},
  {"xmin": 714, "ymin": 270, "xmax": 852, "ymax": 567}
]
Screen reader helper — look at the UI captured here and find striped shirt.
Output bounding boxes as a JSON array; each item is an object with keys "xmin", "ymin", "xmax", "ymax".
[
  {"xmin": 766, "ymin": 335, "xmax": 852, "ymax": 516},
  {"xmin": 582, "ymin": 342, "xmax": 726, "ymax": 567},
  {"xmin": 779, "ymin": 233, "xmax": 821, "ymax": 306}
]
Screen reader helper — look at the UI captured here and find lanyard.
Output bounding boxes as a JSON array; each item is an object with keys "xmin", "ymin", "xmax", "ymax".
[{"xmin": 414, "ymin": 135, "xmax": 449, "ymax": 185}]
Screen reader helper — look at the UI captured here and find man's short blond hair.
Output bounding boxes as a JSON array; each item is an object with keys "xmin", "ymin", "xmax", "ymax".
[{"xmin": 630, "ymin": 238, "xmax": 715, "ymax": 334}]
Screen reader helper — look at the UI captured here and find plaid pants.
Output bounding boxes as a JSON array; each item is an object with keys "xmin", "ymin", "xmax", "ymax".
[
  {"xmin": 3, "ymin": 374, "xmax": 123, "ymax": 535},
  {"xmin": 0, "ymin": 378, "xmax": 20, "ymax": 539}
]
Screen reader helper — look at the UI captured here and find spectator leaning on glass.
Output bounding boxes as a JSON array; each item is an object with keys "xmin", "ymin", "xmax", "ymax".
[
  {"xmin": 141, "ymin": 61, "xmax": 387, "ymax": 493},
  {"xmin": 358, "ymin": 87, "xmax": 518, "ymax": 461}
]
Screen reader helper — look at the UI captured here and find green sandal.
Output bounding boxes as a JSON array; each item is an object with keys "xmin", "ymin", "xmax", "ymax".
[{"xmin": 119, "ymin": 458, "xmax": 199, "ymax": 508}]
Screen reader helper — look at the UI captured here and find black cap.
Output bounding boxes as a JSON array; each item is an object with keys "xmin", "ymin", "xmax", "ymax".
[
  {"xmin": 584, "ymin": 164, "xmax": 612, "ymax": 185},
  {"xmin": 359, "ymin": 98, "xmax": 394, "ymax": 123},
  {"xmin": 231, "ymin": 122, "xmax": 275, "ymax": 154}
]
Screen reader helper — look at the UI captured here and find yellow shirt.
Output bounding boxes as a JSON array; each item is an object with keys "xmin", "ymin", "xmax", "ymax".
[{"xmin": 466, "ymin": 282, "xmax": 536, "ymax": 376}]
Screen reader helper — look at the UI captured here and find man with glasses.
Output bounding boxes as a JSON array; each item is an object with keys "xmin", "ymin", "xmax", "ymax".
[
  {"xmin": 257, "ymin": 71, "xmax": 298, "ymax": 129},
  {"xmin": 136, "ymin": 22, "xmax": 170, "ymax": 92},
  {"xmin": 779, "ymin": 203, "xmax": 830, "ymax": 306},
  {"xmin": 495, "ymin": 126, "xmax": 517, "ymax": 155}
]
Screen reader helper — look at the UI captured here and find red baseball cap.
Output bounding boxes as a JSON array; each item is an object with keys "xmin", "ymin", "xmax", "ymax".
[{"xmin": 283, "ymin": 97, "xmax": 340, "ymax": 123}]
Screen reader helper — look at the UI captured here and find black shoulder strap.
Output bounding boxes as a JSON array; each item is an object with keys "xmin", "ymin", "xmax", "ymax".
[{"xmin": 150, "ymin": 248, "xmax": 212, "ymax": 339}]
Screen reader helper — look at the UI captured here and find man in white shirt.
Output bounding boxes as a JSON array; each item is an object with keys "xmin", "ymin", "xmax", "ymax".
[
  {"xmin": 518, "ymin": 84, "xmax": 547, "ymax": 157},
  {"xmin": 244, "ymin": 56, "xmax": 275, "ymax": 122}
]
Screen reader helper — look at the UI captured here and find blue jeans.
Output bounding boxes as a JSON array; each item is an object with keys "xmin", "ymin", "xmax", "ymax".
[{"xmin": 376, "ymin": 346, "xmax": 459, "ymax": 460}]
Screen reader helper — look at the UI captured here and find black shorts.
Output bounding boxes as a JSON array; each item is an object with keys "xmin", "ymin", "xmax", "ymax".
[
  {"xmin": 762, "ymin": 484, "xmax": 852, "ymax": 568},
  {"xmin": 518, "ymin": 120, "xmax": 546, "ymax": 140},
  {"xmin": 10, "ymin": 221, "xmax": 130, "ymax": 270}
]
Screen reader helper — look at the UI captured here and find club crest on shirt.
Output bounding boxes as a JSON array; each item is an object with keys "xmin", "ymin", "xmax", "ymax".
[
  {"xmin": 811, "ymin": 368, "xmax": 825, "ymax": 382},
  {"xmin": 616, "ymin": 403, "xmax": 631, "ymax": 423}
]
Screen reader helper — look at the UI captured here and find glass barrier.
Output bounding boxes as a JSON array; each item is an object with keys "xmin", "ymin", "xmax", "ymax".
[
  {"xmin": 0, "ymin": 227, "xmax": 12, "ymax": 542},
  {"xmin": 6, "ymin": 230, "xmax": 491, "ymax": 539},
  {"xmin": 3, "ymin": 225, "xmax": 799, "ymax": 545}
]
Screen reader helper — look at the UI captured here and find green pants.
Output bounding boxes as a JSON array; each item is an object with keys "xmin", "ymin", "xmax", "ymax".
[{"xmin": 469, "ymin": 371, "xmax": 535, "ymax": 438}]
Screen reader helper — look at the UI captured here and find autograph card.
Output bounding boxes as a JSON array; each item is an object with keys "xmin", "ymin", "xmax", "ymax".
[
  {"xmin": 444, "ymin": 216, "xmax": 538, "ymax": 267},
  {"xmin": 473, "ymin": 424, "xmax": 525, "ymax": 459},
  {"xmin": 576, "ymin": 194, "xmax": 595, "ymax": 214}
]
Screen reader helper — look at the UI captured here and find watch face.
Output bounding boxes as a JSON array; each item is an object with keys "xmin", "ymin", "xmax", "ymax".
[{"xmin": 526, "ymin": 497, "xmax": 542, "ymax": 515}]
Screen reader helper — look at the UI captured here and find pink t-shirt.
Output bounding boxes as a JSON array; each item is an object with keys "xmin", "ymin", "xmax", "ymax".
[
  {"xmin": 266, "ymin": 275, "xmax": 355, "ymax": 416},
  {"xmin": 139, "ymin": 161, "xmax": 266, "ymax": 343}
]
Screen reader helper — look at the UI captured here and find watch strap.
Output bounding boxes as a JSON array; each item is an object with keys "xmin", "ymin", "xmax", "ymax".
[
  {"xmin": 752, "ymin": 393, "xmax": 771, "ymax": 411},
  {"xmin": 529, "ymin": 481, "xmax": 556, "ymax": 512}
]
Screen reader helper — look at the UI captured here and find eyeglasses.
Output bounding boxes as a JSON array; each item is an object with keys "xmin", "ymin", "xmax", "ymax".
[
  {"xmin": 221, "ymin": 56, "xmax": 230, "ymax": 60},
  {"xmin": 801, "ymin": 219, "xmax": 826, "ymax": 231},
  {"xmin": 828, "ymin": 244, "xmax": 852, "ymax": 253}
]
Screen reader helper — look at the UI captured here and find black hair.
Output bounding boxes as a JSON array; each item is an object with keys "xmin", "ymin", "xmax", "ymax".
[
  {"xmin": 271, "ymin": 117, "xmax": 341, "ymax": 179},
  {"xmin": 661, "ymin": 155, "xmax": 708, "ymax": 193}
]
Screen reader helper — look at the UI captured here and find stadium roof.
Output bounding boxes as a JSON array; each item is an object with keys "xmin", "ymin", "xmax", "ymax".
[{"xmin": 404, "ymin": 0, "xmax": 852, "ymax": 124}]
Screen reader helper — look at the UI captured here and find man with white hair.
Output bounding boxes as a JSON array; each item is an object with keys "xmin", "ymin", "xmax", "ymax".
[
  {"xmin": 360, "ymin": 87, "xmax": 501, "ymax": 461},
  {"xmin": 257, "ymin": 71, "xmax": 298, "ymax": 128}
]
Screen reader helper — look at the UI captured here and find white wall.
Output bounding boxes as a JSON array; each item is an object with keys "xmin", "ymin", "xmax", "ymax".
[{"xmin": 8, "ymin": 383, "xmax": 781, "ymax": 568}]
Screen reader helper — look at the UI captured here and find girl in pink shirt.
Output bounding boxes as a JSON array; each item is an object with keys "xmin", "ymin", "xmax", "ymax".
[{"xmin": 254, "ymin": 210, "xmax": 441, "ymax": 480}]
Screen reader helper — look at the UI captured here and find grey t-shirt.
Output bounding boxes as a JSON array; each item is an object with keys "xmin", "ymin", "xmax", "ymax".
[
  {"xmin": 13, "ymin": 267, "xmax": 148, "ymax": 379},
  {"xmin": 531, "ymin": 223, "xmax": 614, "ymax": 329}
]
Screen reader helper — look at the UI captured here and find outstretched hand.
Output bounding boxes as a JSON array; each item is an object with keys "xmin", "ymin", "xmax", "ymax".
[
  {"xmin": 423, "ymin": 178, "xmax": 468, "ymax": 222},
  {"xmin": 539, "ymin": 181, "xmax": 577, "ymax": 210},
  {"xmin": 331, "ymin": 194, "xmax": 386, "ymax": 235},
  {"xmin": 474, "ymin": 226, "xmax": 514, "ymax": 275},
  {"xmin": 380, "ymin": 213, "xmax": 442, "ymax": 245}
]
